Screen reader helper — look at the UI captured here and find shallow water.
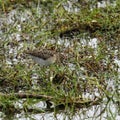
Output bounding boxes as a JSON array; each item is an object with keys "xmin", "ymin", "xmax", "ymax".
[{"xmin": 0, "ymin": 0, "xmax": 119, "ymax": 120}]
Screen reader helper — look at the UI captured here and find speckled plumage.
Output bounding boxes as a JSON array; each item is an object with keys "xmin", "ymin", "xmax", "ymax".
[
  {"xmin": 26, "ymin": 49, "xmax": 56, "ymax": 60},
  {"xmin": 25, "ymin": 49, "xmax": 58, "ymax": 66}
]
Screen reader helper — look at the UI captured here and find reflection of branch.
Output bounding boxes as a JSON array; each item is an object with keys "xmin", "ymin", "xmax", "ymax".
[
  {"xmin": 0, "ymin": 93, "xmax": 102, "ymax": 105},
  {"xmin": 0, "ymin": 93, "xmax": 102, "ymax": 113},
  {"xmin": 0, "ymin": 93, "xmax": 53, "ymax": 100}
]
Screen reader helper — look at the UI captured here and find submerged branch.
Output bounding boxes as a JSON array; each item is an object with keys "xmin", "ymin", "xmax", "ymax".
[{"xmin": 0, "ymin": 93, "xmax": 53, "ymax": 100}]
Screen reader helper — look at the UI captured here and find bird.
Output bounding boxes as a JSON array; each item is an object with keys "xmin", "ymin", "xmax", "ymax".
[{"xmin": 25, "ymin": 49, "xmax": 66, "ymax": 66}]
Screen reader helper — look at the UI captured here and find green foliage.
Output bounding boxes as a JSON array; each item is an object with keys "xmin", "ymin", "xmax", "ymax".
[{"xmin": 0, "ymin": 0, "xmax": 119, "ymax": 119}]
